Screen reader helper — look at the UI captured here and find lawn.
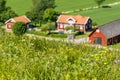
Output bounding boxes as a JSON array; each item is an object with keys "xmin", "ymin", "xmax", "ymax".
[
  {"xmin": 55, "ymin": 0, "xmax": 120, "ymax": 12},
  {"xmin": 6, "ymin": 0, "xmax": 32, "ymax": 15},
  {"xmin": 71, "ymin": 4, "xmax": 120, "ymax": 25}
]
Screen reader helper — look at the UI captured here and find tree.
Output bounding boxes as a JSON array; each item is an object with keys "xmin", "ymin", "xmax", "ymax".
[
  {"xmin": 43, "ymin": 8, "xmax": 59, "ymax": 22},
  {"xmin": 12, "ymin": 22, "xmax": 26, "ymax": 36},
  {"xmin": 41, "ymin": 22, "xmax": 56, "ymax": 34},
  {"xmin": 0, "ymin": 7, "xmax": 17, "ymax": 23},
  {"xmin": 0, "ymin": 0, "xmax": 6, "ymax": 13},
  {"xmin": 0, "ymin": 0, "xmax": 17, "ymax": 23},
  {"xmin": 94, "ymin": 0, "xmax": 105, "ymax": 8},
  {"xmin": 26, "ymin": 0, "xmax": 56, "ymax": 25}
]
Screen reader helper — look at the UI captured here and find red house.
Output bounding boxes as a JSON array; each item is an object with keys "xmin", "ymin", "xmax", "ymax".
[
  {"xmin": 89, "ymin": 19, "xmax": 120, "ymax": 46},
  {"xmin": 5, "ymin": 15, "xmax": 31, "ymax": 30},
  {"xmin": 56, "ymin": 14, "xmax": 92, "ymax": 32}
]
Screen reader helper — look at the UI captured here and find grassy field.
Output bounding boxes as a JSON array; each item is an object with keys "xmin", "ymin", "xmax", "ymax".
[
  {"xmin": 55, "ymin": 0, "xmax": 120, "ymax": 12},
  {"xmin": 0, "ymin": 29, "xmax": 120, "ymax": 79},
  {"xmin": 6, "ymin": 0, "xmax": 120, "ymax": 25},
  {"xmin": 6, "ymin": 0, "xmax": 32, "ymax": 15},
  {"xmin": 72, "ymin": 4, "xmax": 120, "ymax": 25}
]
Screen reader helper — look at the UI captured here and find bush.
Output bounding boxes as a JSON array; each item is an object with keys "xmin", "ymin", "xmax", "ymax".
[
  {"xmin": 92, "ymin": 22, "xmax": 98, "ymax": 27},
  {"xmin": 41, "ymin": 22, "xmax": 56, "ymax": 33},
  {"xmin": 49, "ymin": 33, "xmax": 67, "ymax": 38},
  {"xmin": 65, "ymin": 26, "xmax": 73, "ymax": 31},
  {"xmin": 12, "ymin": 22, "xmax": 26, "ymax": 36}
]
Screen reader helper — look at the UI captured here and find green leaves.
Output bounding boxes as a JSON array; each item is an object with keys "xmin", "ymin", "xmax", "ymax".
[{"xmin": 12, "ymin": 22, "xmax": 26, "ymax": 36}]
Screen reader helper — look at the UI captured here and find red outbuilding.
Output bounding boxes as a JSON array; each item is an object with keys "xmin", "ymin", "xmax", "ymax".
[
  {"xmin": 89, "ymin": 19, "xmax": 120, "ymax": 46},
  {"xmin": 5, "ymin": 15, "xmax": 31, "ymax": 30}
]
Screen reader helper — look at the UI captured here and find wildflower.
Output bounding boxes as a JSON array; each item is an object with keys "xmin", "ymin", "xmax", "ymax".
[
  {"xmin": 104, "ymin": 62, "xmax": 107, "ymax": 65},
  {"xmin": 114, "ymin": 60, "xmax": 120, "ymax": 63}
]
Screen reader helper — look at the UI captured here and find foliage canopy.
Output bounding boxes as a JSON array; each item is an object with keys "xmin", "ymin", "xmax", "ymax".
[{"xmin": 12, "ymin": 22, "xmax": 26, "ymax": 36}]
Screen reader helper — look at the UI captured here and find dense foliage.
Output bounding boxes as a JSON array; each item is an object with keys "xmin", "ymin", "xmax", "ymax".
[
  {"xmin": 12, "ymin": 22, "xmax": 26, "ymax": 36},
  {"xmin": 26, "ymin": 0, "xmax": 56, "ymax": 25},
  {"xmin": 0, "ymin": 0, "xmax": 17, "ymax": 23},
  {"xmin": 40, "ymin": 22, "xmax": 56, "ymax": 33},
  {"xmin": 0, "ymin": 30, "xmax": 120, "ymax": 79},
  {"xmin": 43, "ymin": 8, "xmax": 59, "ymax": 22}
]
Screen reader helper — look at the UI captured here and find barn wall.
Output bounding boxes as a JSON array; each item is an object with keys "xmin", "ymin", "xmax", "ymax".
[
  {"xmin": 89, "ymin": 29, "xmax": 107, "ymax": 46},
  {"xmin": 107, "ymin": 35, "xmax": 120, "ymax": 45}
]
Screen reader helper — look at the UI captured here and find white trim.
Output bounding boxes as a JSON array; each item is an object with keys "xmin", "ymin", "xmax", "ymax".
[
  {"xmin": 66, "ymin": 17, "xmax": 76, "ymax": 22},
  {"xmin": 84, "ymin": 17, "xmax": 90, "ymax": 24},
  {"xmin": 5, "ymin": 18, "xmax": 16, "ymax": 24},
  {"xmin": 24, "ymin": 15, "xmax": 31, "ymax": 22}
]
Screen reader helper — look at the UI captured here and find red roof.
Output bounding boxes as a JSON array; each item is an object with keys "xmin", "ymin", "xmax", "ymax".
[
  {"xmin": 57, "ymin": 14, "xmax": 89, "ymax": 24},
  {"xmin": 13, "ymin": 16, "xmax": 31, "ymax": 23}
]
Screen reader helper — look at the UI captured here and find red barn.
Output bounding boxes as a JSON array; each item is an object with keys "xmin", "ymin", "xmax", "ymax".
[
  {"xmin": 89, "ymin": 19, "xmax": 120, "ymax": 46},
  {"xmin": 5, "ymin": 15, "xmax": 31, "ymax": 30},
  {"xmin": 56, "ymin": 14, "xmax": 92, "ymax": 32}
]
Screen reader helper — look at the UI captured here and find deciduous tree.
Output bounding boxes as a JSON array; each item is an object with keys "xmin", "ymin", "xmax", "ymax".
[
  {"xmin": 43, "ymin": 8, "xmax": 59, "ymax": 22},
  {"xmin": 26, "ymin": 0, "xmax": 56, "ymax": 25},
  {"xmin": 94, "ymin": 0, "xmax": 105, "ymax": 8},
  {"xmin": 0, "ymin": 0, "xmax": 17, "ymax": 23},
  {"xmin": 12, "ymin": 22, "xmax": 26, "ymax": 36}
]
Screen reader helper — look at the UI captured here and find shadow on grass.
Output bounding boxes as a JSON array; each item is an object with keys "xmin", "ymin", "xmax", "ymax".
[{"xmin": 102, "ymin": 5, "xmax": 111, "ymax": 8}]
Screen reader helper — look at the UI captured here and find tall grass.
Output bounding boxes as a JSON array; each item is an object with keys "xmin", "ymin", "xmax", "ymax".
[{"xmin": 0, "ymin": 30, "xmax": 120, "ymax": 79}]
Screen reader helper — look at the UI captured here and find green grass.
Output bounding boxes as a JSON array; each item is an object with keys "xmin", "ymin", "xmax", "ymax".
[
  {"xmin": 27, "ymin": 30, "xmax": 68, "ymax": 39},
  {"xmin": 0, "ymin": 29, "xmax": 120, "ymax": 79},
  {"xmin": 55, "ymin": 0, "xmax": 120, "ymax": 12},
  {"xmin": 71, "ymin": 4, "xmax": 120, "ymax": 25},
  {"xmin": 6, "ymin": 0, "xmax": 32, "ymax": 15},
  {"xmin": 6, "ymin": 0, "xmax": 120, "ymax": 26},
  {"xmin": 108, "ymin": 43, "xmax": 120, "ymax": 49}
]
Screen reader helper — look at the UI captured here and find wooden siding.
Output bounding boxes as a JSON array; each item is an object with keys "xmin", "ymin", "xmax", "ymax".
[{"xmin": 89, "ymin": 29, "xmax": 107, "ymax": 46}]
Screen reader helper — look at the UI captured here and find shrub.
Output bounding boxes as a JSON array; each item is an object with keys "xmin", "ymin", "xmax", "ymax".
[
  {"xmin": 49, "ymin": 33, "xmax": 67, "ymax": 38},
  {"xmin": 65, "ymin": 26, "xmax": 73, "ymax": 31},
  {"xmin": 41, "ymin": 22, "xmax": 56, "ymax": 33},
  {"xmin": 12, "ymin": 22, "xmax": 26, "ymax": 36},
  {"xmin": 92, "ymin": 22, "xmax": 98, "ymax": 27}
]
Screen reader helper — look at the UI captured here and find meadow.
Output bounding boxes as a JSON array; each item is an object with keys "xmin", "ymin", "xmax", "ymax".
[
  {"xmin": 55, "ymin": 0, "xmax": 120, "ymax": 12},
  {"xmin": 6, "ymin": 0, "xmax": 120, "ymax": 26},
  {"xmin": 6, "ymin": 0, "xmax": 32, "ymax": 15},
  {"xmin": 0, "ymin": 29, "xmax": 120, "ymax": 79}
]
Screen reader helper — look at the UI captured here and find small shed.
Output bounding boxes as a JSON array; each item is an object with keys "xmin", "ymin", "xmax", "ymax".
[
  {"xmin": 5, "ymin": 15, "xmax": 31, "ymax": 30},
  {"xmin": 89, "ymin": 19, "xmax": 120, "ymax": 46}
]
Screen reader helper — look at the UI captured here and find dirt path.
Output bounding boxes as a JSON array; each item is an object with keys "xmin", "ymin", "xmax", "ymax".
[
  {"xmin": 64, "ymin": 1, "xmax": 120, "ymax": 14},
  {"xmin": 26, "ymin": 33, "xmax": 120, "ymax": 52}
]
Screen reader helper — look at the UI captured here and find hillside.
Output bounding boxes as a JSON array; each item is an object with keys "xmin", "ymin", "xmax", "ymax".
[
  {"xmin": 6, "ymin": 0, "xmax": 120, "ymax": 25},
  {"xmin": 6, "ymin": 0, "xmax": 32, "ymax": 15}
]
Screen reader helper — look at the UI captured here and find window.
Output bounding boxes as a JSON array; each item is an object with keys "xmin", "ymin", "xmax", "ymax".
[
  {"xmin": 59, "ymin": 24, "xmax": 63, "ymax": 29},
  {"xmin": 94, "ymin": 37, "xmax": 102, "ymax": 44}
]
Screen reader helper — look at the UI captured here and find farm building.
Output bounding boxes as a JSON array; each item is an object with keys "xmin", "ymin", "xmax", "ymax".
[
  {"xmin": 5, "ymin": 15, "xmax": 31, "ymax": 30},
  {"xmin": 89, "ymin": 19, "xmax": 120, "ymax": 46},
  {"xmin": 56, "ymin": 14, "xmax": 92, "ymax": 32}
]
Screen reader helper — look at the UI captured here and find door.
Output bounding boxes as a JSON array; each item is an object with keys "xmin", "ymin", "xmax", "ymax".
[{"xmin": 94, "ymin": 37, "xmax": 102, "ymax": 45}]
